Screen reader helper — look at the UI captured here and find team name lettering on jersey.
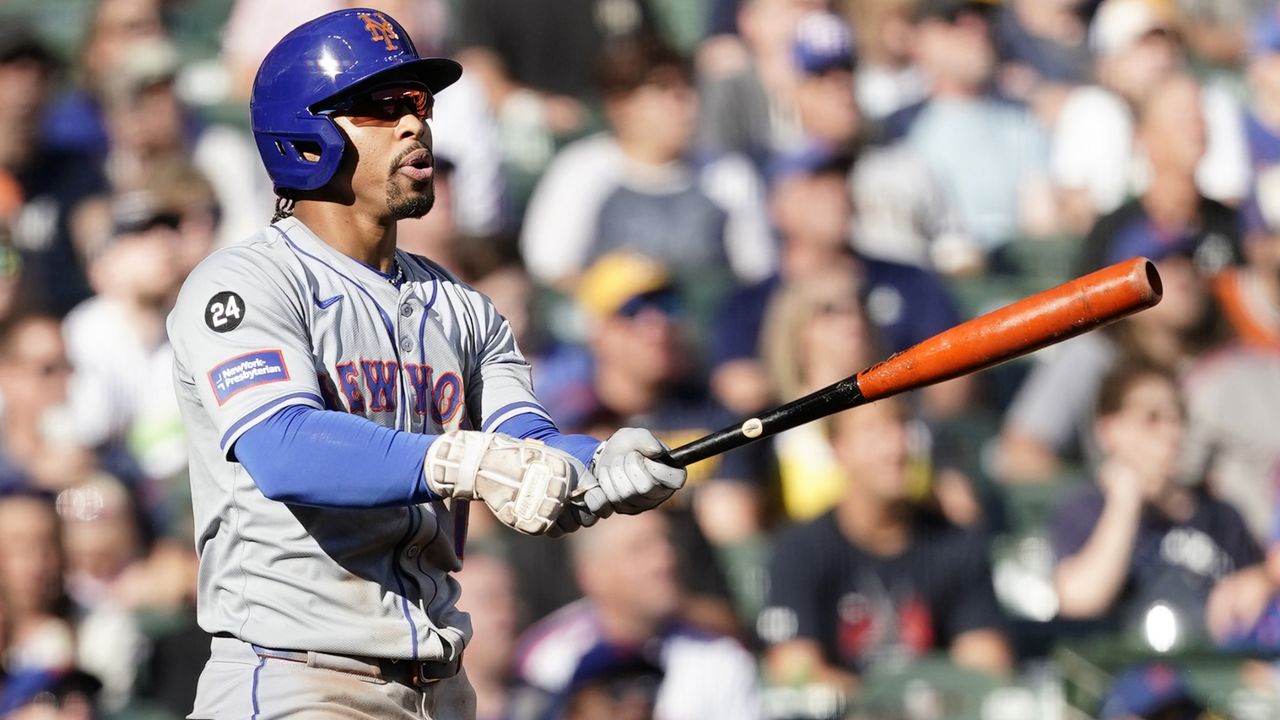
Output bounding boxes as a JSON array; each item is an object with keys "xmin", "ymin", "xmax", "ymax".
[{"xmin": 331, "ymin": 360, "xmax": 464, "ymax": 422}]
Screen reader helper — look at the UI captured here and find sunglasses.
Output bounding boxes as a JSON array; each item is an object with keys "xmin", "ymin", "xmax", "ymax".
[
  {"xmin": 318, "ymin": 83, "xmax": 434, "ymax": 126},
  {"xmin": 616, "ymin": 289, "xmax": 682, "ymax": 319}
]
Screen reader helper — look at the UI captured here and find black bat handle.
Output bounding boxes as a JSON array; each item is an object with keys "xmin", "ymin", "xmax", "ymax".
[{"xmin": 657, "ymin": 378, "xmax": 865, "ymax": 468}]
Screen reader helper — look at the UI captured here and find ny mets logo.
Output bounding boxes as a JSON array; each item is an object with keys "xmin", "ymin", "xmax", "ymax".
[{"xmin": 358, "ymin": 12, "xmax": 399, "ymax": 51}]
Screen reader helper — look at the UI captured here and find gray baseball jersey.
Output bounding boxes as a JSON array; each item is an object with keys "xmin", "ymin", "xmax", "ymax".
[{"xmin": 168, "ymin": 216, "xmax": 548, "ymax": 661}]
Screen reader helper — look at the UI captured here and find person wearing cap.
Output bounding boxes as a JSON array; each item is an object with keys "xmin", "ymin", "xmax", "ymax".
[
  {"xmin": 541, "ymin": 252, "xmax": 768, "ymax": 554},
  {"xmin": 0, "ymin": 21, "xmax": 110, "ymax": 316},
  {"xmin": 1050, "ymin": 0, "xmax": 1249, "ymax": 231},
  {"xmin": 520, "ymin": 34, "xmax": 773, "ymax": 298},
  {"xmin": 61, "ymin": 184, "xmax": 197, "ymax": 499},
  {"xmin": 555, "ymin": 643, "xmax": 665, "ymax": 720},
  {"xmin": 96, "ymin": 36, "xmax": 271, "ymax": 250},
  {"xmin": 789, "ymin": 11, "xmax": 860, "ymax": 155},
  {"xmin": 879, "ymin": 0, "xmax": 1061, "ymax": 253}
]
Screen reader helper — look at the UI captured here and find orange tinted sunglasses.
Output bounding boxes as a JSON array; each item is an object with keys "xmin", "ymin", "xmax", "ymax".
[{"xmin": 319, "ymin": 83, "xmax": 434, "ymax": 126}]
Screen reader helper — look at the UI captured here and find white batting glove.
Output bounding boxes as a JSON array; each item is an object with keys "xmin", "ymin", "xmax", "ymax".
[
  {"xmin": 424, "ymin": 431, "xmax": 578, "ymax": 535},
  {"xmin": 582, "ymin": 428, "xmax": 686, "ymax": 516}
]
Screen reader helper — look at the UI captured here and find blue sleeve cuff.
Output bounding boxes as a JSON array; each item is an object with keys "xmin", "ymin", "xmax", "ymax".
[
  {"xmin": 234, "ymin": 405, "xmax": 438, "ymax": 507},
  {"xmin": 492, "ymin": 412, "xmax": 601, "ymax": 467}
]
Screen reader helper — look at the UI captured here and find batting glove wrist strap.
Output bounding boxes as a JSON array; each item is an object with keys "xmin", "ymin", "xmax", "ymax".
[
  {"xmin": 582, "ymin": 428, "xmax": 686, "ymax": 516},
  {"xmin": 424, "ymin": 431, "xmax": 573, "ymax": 535}
]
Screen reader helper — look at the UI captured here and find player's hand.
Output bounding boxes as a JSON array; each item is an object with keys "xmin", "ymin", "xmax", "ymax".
[
  {"xmin": 583, "ymin": 428, "xmax": 686, "ymax": 516},
  {"xmin": 546, "ymin": 501, "xmax": 601, "ymax": 538},
  {"xmin": 424, "ymin": 431, "xmax": 575, "ymax": 535}
]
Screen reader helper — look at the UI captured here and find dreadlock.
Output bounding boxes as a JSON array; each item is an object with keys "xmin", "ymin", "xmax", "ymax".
[{"xmin": 271, "ymin": 194, "xmax": 296, "ymax": 223}]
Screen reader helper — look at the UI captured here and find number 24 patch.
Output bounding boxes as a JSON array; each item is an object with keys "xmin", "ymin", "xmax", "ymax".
[{"xmin": 205, "ymin": 291, "xmax": 245, "ymax": 333}]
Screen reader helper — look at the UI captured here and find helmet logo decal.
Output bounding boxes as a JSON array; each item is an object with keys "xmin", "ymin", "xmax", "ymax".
[{"xmin": 358, "ymin": 12, "xmax": 400, "ymax": 51}]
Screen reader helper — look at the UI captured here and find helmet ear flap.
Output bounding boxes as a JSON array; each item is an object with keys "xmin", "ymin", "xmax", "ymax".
[{"xmin": 253, "ymin": 115, "xmax": 347, "ymax": 192}]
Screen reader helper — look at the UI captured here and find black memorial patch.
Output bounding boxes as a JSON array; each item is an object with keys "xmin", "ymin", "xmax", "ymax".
[{"xmin": 205, "ymin": 291, "xmax": 246, "ymax": 333}]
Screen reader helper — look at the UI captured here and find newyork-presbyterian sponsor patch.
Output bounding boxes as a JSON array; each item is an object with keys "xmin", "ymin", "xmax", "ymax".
[{"xmin": 208, "ymin": 350, "xmax": 290, "ymax": 405}]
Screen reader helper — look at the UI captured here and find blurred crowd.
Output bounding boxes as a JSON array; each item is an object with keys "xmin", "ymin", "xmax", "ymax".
[{"xmin": 4, "ymin": 0, "xmax": 1280, "ymax": 718}]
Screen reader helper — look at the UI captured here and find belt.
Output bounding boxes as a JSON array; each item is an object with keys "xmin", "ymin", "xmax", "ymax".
[{"xmin": 247, "ymin": 643, "xmax": 462, "ymax": 688}]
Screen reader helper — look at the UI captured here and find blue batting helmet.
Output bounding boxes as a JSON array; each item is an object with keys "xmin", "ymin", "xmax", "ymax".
[{"xmin": 250, "ymin": 8, "xmax": 461, "ymax": 192}]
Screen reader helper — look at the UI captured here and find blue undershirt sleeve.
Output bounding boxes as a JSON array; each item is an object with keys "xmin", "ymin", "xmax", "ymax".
[
  {"xmin": 233, "ymin": 404, "xmax": 438, "ymax": 508},
  {"xmin": 493, "ymin": 412, "xmax": 601, "ymax": 467}
]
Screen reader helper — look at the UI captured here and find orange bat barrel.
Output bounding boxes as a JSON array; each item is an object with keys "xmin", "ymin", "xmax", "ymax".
[
  {"xmin": 663, "ymin": 258, "xmax": 1162, "ymax": 468},
  {"xmin": 856, "ymin": 256, "xmax": 1162, "ymax": 401}
]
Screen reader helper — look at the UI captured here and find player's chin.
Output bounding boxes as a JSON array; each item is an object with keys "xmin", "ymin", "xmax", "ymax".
[{"xmin": 387, "ymin": 182, "xmax": 435, "ymax": 220}]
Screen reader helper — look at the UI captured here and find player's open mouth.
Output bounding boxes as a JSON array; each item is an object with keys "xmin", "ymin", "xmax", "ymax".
[{"xmin": 397, "ymin": 149, "xmax": 433, "ymax": 182}]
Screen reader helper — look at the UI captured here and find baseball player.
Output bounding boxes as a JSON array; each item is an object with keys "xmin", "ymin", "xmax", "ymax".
[{"xmin": 168, "ymin": 9, "xmax": 686, "ymax": 719}]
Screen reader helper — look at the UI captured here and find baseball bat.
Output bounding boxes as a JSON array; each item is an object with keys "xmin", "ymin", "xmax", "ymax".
[{"xmin": 663, "ymin": 257, "xmax": 1163, "ymax": 468}]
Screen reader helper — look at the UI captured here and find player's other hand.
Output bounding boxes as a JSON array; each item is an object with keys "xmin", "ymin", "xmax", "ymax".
[
  {"xmin": 424, "ymin": 431, "xmax": 576, "ymax": 535},
  {"xmin": 585, "ymin": 428, "xmax": 686, "ymax": 516}
]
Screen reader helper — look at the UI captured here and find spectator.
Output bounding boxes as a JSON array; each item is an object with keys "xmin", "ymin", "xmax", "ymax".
[
  {"xmin": 42, "ymin": 0, "xmax": 169, "ymax": 154},
  {"xmin": 1246, "ymin": 8, "xmax": 1280, "ymax": 170},
  {"xmin": 1213, "ymin": 167, "xmax": 1280, "ymax": 348},
  {"xmin": 555, "ymin": 643, "xmax": 665, "ymax": 720},
  {"xmin": 994, "ymin": 0, "xmax": 1092, "ymax": 93},
  {"xmin": 64, "ymin": 191, "xmax": 187, "ymax": 477},
  {"xmin": 882, "ymin": 0, "xmax": 1060, "ymax": 252},
  {"xmin": 1078, "ymin": 73, "xmax": 1241, "ymax": 275},
  {"xmin": 539, "ymin": 253, "xmax": 766, "ymax": 547},
  {"xmin": 456, "ymin": 551, "xmax": 522, "ymax": 720},
  {"xmin": 1051, "ymin": 0, "xmax": 1249, "ymax": 232},
  {"xmin": 1179, "ymin": 345, "xmax": 1280, "ymax": 544},
  {"xmin": 758, "ymin": 265, "xmax": 883, "ymax": 521},
  {"xmin": 710, "ymin": 149, "xmax": 970, "ymax": 418},
  {"xmin": 520, "ymin": 35, "xmax": 773, "ymax": 299},
  {"xmin": 1177, "ymin": 0, "xmax": 1262, "ymax": 69},
  {"xmin": 1051, "ymin": 361, "xmax": 1261, "ymax": 646},
  {"xmin": 998, "ymin": 77, "xmax": 1238, "ymax": 483},
  {"xmin": 97, "ymin": 37, "xmax": 268, "ymax": 250},
  {"xmin": 0, "ymin": 22, "xmax": 110, "ymax": 315},
  {"xmin": 0, "ymin": 315, "xmax": 94, "ymax": 490},
  {"xmin": 757, "ymin": 265, "xmax": 982, "ymax": 527},
  {"xmin": 512, "ymin": 512, "xmax": 761, "ymax": 720},
  {"xmin": 1098, "ymin": 663, "xmax": 1210, "ymax": 720},
  {"xmin": 55, "ymin": 475, "xmax": 148, "ymax": 711},
  {"xmin": 997, "ymin": 245, "xmax": 1229, "ymax": 482},
  {"xmin": 759, "ymin": 397, "xmax": 1012, "ymax": 697},
  {"xmin": 0, "ymin": 491, "xmax": 75, "ymax": 674},
  {"xmin": 787, "ymin": 12, "xmax": 860, "ymax": 157},
  {"xmin": 0, "ymin": 667, "xmax": 102, "ymax": 720},
  {"xmin": 696, "ymin": 0, "xmax": 823, "ymax": 161},
  {"xmin": 456, "ymin": 0, "xmax": 657, "ymax": 190},
  {"xmin": 844, "ymin": 0, "xmax": 928, "ymax": 123}
]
